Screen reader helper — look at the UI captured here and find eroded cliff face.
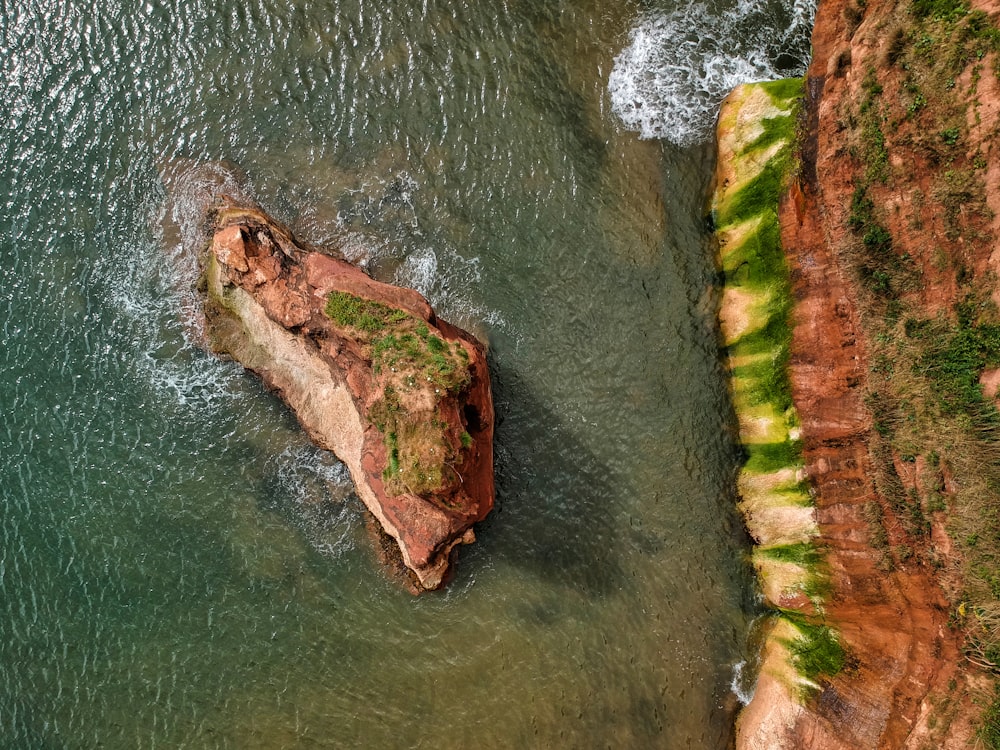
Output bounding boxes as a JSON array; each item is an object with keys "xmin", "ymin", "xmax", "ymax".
[
  {"xmin": 726, "ymin": 0, "xmax": 1000, "ymax": 743},
  {"xmin": 200, "ymin": 201, "xmax": 494, "ymax": 591}
]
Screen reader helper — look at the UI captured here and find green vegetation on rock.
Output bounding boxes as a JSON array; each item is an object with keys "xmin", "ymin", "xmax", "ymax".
[
  {"xmin": 836, "ymin": 1, "xmax": 1000, "ymax": 697},
  {"xmin": 713, "ymin": 79, "xmax": 844, "ymax": 693},
  {"xmin": 325, "ymin": 290, "xmax": 473, "ymax": 498},
  {"xmin": 759, "ymin": 542, "xmax": 824, "ymax": 567},
  {"xmin": 918, "ymin": 317, "xmax": 1000, "ymax": 419},
  {"xmin": 714, "ymin": 81, "xmax": 803, "ymax": 489},
  {"xmin": 325, "ymin": 290, "xmax": 409, "ymax": 332},
  {"xmin": 981, "ymin": 685, "xmax": 1000, "ymax": 747},
  {"xmin": 784, "ymin": 620, "xmax": 846, "ymax": 687},
  {"xmin": 372, "ymin": 325, "xmax": 470, "ymax": 394}
]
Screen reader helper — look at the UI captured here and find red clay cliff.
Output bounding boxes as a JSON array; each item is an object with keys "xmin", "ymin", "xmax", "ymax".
[{"xmin": 736, "ymin": 0, "xmax": 1000, "ymax": 741}]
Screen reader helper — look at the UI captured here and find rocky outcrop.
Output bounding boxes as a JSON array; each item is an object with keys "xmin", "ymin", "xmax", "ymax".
[
  {"xmin": 712, "ymin": 80, "xmax": 849, "ymax": 742},
  {"xmin": 200, "ymin": 201, "xmax": 494, "ymax": 591}
]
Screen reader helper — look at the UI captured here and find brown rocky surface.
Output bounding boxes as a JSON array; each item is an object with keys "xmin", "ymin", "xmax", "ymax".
[
  {"xmin": 199, "ymin": 200, "xmax": 494, "ymax": 592},
  {"xmin": 739, "ymin": 130, "xmax": 971, "ymax": 749}
]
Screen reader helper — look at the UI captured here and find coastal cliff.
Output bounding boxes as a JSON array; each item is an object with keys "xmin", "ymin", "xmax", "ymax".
[
  {"xmin": 200, "ymin": 201, "xmax": 495, "ymax": 591},
  {"xmin": 717, "ymin": 0, "xmax": 1000, "ymax": 744}
]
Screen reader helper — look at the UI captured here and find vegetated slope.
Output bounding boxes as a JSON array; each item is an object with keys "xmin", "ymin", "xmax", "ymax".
[
  {"xmin": 739, "ymin": 0, "xmax": 1000, "ymax": 744},
  {"xmin": 713, "ymin": 80, "xmax": 851, "ymax": 719}
]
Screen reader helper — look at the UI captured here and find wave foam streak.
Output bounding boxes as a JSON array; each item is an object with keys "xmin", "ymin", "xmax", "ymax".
[{"xmin": 609, "ymin": 0, "xmax": 816, "ymax": 144}]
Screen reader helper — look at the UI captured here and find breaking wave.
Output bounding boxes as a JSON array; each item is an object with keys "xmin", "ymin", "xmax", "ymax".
[
  {"xmin": 609, "ymin": 0, "xmax": 816, "ymax": 145},
  {"xmin": 730, "ymin": 659, "xmax": 756, "ymax": 705}
]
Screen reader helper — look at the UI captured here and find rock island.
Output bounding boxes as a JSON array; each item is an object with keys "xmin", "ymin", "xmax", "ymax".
[{"xmin": 200, "ymin": 200, "xmax": 495, "ymax": 591}]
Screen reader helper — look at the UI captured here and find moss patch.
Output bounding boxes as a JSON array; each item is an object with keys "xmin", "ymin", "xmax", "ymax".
[
  {"xmin": 744, "ymin": 440, "xmax": 803, "ymax": 474},
  {"xmin": 784, "ymin": 620, "xmax": 846, "ymax": 686},
  {"xmin": 759, "ymin": 542, "xmax": 824, "ymax": 567}
]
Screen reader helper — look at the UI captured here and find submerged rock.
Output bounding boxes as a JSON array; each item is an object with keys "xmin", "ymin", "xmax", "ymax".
[{"xmin": 200, "ymin": 200, "xmax": 494, "ymax": 591}]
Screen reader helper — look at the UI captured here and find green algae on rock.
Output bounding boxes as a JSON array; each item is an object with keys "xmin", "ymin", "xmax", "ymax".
[{"xmin": 712, "ymin": 80, "xmax": 843, "ymax": 703}]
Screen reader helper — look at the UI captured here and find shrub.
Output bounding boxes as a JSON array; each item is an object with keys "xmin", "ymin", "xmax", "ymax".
[{"xmin": 940, "ymin": 127, "xmax": 961, "ymax": 145}]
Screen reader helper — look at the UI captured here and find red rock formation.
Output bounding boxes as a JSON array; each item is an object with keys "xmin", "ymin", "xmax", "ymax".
[
  {"xmin": 201, "ymin": 201, "xmax": 494, "ymax": 591},
  {"xmin": 737, "ymin": 0, "xmax": 999, "ymax": 742}
]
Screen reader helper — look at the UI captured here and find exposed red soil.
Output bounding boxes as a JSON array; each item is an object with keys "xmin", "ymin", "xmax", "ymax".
[{"xmin": 778, "ymin": 151, "xmax": 973, "ymax": 750}]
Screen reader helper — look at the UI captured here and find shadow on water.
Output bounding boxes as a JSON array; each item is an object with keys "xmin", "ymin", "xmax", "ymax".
[{"xmin": 475, "ymin": 356, "xmax": 628, "ymax": 598}]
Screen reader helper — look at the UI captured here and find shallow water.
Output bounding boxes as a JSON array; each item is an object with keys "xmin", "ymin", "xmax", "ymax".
[{"xmin": 1, "ymin": 0, "xmax": 812, "ymax": 747}]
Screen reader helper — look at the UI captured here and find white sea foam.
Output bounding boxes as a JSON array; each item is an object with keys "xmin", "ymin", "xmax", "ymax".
[
  {"xmin": 393, "ymin": 244, "xmax": 510, "ymax": 344},
  {"xmin": 730, "ymin": 659, "xmax": 757, "ymax": 705},
  {"xmin": 396, "ymin": 246, "xmax": 439, "ymax": 298},
  {"xmin": 108, "ymin": 162, "xmax": 254, "ymax": 410},
  {"xmin": 609, "ymin": 0, "xmax": 816, "ymax": 145}
]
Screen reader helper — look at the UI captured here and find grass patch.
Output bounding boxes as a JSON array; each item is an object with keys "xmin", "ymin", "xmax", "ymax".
[
  {"xmin": 372, "ymin": 392, "xmax": 457, "ymax": 496},
  {"xmin": 372, "ymin": 329, "xmax": 470, "ymax": 393},
  {"xmin": 846, "ymin": 183, "xmax": 909, "ymax": 298},
  {"xmin": 980, "ymin": 685, "xmax": 1000, "ymax": 749},
  {"xmin": 908, "ymin": 0, "xmax": 1000, "ymax": 78},
  {"xmin": 326, "ymin": 291, "xmax": 474, "ymax": 498},
  {"xmin": 912, "ymin": 0, "xmax": 968, "ymax": 21},
  {"xmin": 932, "ymin": 167, "xmax": 992, "ymax": 241},
  {"xmin": 325, "ymin": 291, "xmax": 408, "ymax": 333},
  {"xmin": 917, "ymin": 315, "xmax": 1000, "ymax": 419},
  {"xmin": 384, "ymin": 431, "xmax": 400, "ymax": 478},
  {"xmin": 326, "ymin": 291, "xmax": 471, "ymax": 395},
  {"xmin": 744, "ymin": 440, "xmax": 803, "ymax": 474},
  {"xmin": 858, "ymin": 68, "xmax": 890, "ymax": 184}
]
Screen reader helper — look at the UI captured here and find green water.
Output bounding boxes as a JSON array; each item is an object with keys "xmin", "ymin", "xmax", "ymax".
[{"xmin": 0, "ymin": 0, "xmax": 812, "ymax": 746}]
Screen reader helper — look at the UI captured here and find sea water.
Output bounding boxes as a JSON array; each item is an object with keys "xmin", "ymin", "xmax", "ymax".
[{"xmin": 0, "ymin": 0, "xmax": 812, "ymax": 746}]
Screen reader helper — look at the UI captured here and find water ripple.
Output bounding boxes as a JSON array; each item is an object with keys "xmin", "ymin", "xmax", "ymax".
[{"xmin": 1, "ymin": 0, "xmax": 754, "ymax": 746}]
